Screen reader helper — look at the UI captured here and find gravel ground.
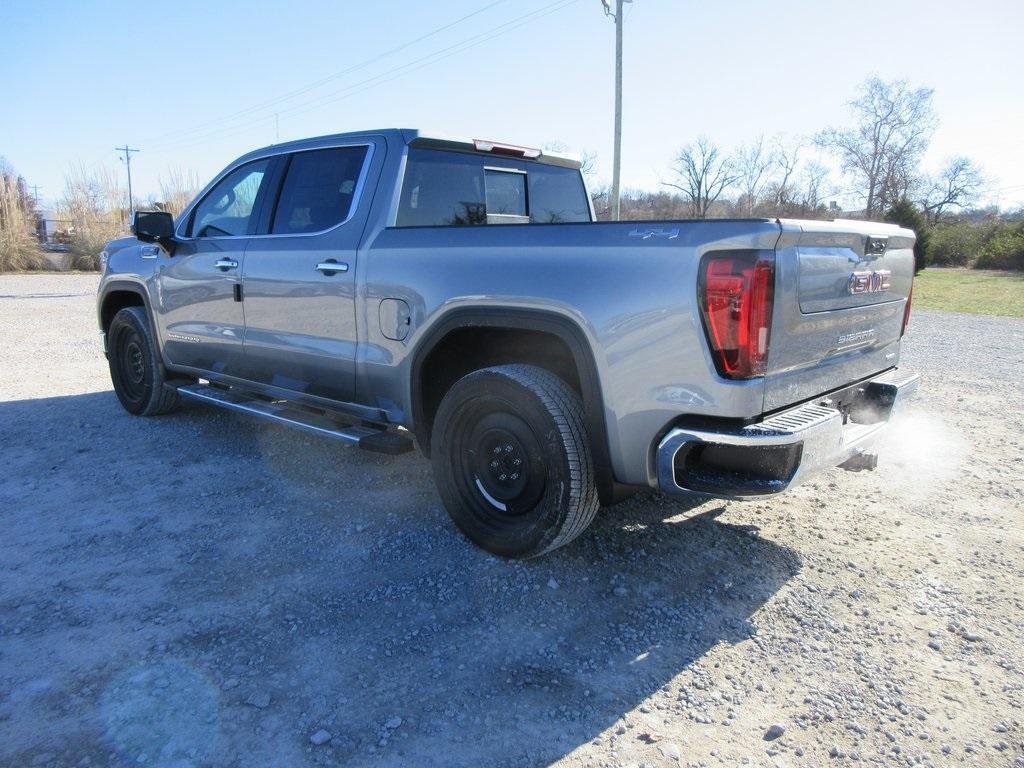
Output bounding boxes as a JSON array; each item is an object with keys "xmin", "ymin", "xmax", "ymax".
[{"xmin": 1, "ymin": 273, "xmax": 1022, "ymax": 768}]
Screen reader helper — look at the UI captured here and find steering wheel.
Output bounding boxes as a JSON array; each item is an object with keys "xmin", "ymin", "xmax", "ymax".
[
  {"xmin": 197, "ymin": 223, "xmax": 232, "ymax": 238},
  {"xmin": 211, "ymin": 188, "xmax": 237, "ymax": 213}
]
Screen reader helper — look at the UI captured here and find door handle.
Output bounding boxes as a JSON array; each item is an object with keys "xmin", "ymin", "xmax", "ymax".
[
  {"xmin": 315, "ymin": 260, "xmax": 349, "ymax": 275},
  {"xmin": 215, "ymin": 258, "xmax": 239, "ymax": 271}
]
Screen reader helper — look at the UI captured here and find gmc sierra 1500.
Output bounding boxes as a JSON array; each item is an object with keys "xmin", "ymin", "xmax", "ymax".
[{"xmin": 97, "ymin": 129, "xmax": 918, "ymax": 558}]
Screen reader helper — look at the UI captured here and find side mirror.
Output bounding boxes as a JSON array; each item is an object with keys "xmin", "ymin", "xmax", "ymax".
[{"xmin": 133, "ymin": 210, "xmax": 176, "ymax": 245}]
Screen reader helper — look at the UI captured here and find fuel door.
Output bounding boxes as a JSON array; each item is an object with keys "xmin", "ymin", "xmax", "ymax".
[{"xmin": 379, "ymin": 298, "xmax": 412, "ymax": 341}]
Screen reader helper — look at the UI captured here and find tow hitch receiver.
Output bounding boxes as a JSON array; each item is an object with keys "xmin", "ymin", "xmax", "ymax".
[{"xmin": 839, "ymin": 451, "xmax": 879, "ymax": 472}]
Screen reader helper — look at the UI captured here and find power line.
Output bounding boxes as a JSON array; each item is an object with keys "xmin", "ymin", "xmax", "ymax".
[
  {"xmin": 149, "ymin": 0, "xmax": 579, "ymax": 154},
  {"xmin": 276, "ymin": 2, "xmax": 579, "ymax": 124},
  {"xmin": 145, "ymin": 0, "xmax": 509, "ymax": 146},
  {"xmin": 150, "ymin": 0, "xmax": 576, "ymax": 152}
]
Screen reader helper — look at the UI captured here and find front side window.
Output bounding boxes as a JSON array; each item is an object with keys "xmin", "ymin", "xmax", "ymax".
[
  {"xmin": 271, "ymin": 146, "xmax": 369, "ymax": 234},
  {"xmin": 396, "ymin": 148, "xmax": 591, "ymax": 227},
  {"xmin": 189, "ymin": 159, "xmax": 270, "ymax": 238}
]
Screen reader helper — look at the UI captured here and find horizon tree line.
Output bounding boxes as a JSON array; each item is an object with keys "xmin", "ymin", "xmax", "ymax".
[{"xmin": 0, "ymin": 77, "xmax": 1014, "ymax": 272}]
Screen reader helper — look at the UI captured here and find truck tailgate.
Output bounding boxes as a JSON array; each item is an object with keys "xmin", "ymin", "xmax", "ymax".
[{"xmin": 764, "ymin": 219, "xmax": 914, "ymax": 412}]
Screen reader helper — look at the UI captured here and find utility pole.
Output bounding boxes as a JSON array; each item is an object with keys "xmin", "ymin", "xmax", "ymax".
[
  {"xmin": 28, "ymin": 185, "xmax": 43, "ymax": 244},
  {"xmin": 115, "ymin": 144, "xmax": 140, "ymax": 222},
  {"xmin": 601, "ymin": 0, "xmax": 630, "ymax": 220}
]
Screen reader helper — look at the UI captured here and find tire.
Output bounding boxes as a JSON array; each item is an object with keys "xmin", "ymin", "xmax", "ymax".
[
  {"xmin": 430, "ymin": 364, "xmax": 600, "ymax": 558},
  {"xmin": 107, "ymin": 306, "xmax": 180, "ymax": 416}
]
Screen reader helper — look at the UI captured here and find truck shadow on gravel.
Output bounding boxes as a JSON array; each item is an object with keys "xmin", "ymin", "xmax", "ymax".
[{"xmin": 1, "ymin": 393, "xmax": 801, "ymax": 768}]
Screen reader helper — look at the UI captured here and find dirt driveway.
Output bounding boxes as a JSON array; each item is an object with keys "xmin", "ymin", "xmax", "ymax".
[{"xmin": 1, "ymin": 274, "xmax": 1021, "ymax": 768}]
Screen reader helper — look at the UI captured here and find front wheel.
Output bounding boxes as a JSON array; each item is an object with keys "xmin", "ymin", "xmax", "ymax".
[
  {"xmin": 430, "ymin": 364, "xmax": 600, "ymax": 558},
  {"xmin": 107, "ymin": 306, "xmax": 180, "ymax": 416}
]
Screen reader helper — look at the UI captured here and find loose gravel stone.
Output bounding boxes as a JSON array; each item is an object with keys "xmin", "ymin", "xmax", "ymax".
[
  {"xmin": 309, "ymin": 729, "xmax": 332, "ymax": 746},
  {"xmin": 246, "ymin": 692, "xmax": 271, "ymax": 709},
  {"xmin": 658, "ymin": 742, "xmax": 682, "ymax": 761},
  {"xmin": 1, "ymin": 280, "xmax": 1021, "ymax": 768}
]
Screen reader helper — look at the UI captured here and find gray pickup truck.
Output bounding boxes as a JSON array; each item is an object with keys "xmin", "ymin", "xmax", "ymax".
[{"xmin": 97, "ymin": 128, "xmax": 918, "ymax": 558}]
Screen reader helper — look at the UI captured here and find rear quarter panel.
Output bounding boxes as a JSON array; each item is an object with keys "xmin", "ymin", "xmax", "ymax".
[{"xmin": 359, "ymin": 220, "xmax": 782, "ymax": 486}]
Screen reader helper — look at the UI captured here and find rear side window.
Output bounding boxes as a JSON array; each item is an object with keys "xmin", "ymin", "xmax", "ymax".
[
  {"xmin": 528, "ymin": 165, "xmax": 591, "ymax": 224},
  {"xmin": 271, "ymin": 146, "xmax": 369, "ymax": 234},
  {"xmin": 189, "ymin": 159, "xmax": 270, "ymax": 238},
  {"xmin": 396, "ymin": 148, "xmax": 590, "ymax": 227}
]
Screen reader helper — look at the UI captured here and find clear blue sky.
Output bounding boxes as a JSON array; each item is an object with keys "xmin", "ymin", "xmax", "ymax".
[{"xmin": 2, "ymin": 0, "xmax": 1022, "ymax": 209}]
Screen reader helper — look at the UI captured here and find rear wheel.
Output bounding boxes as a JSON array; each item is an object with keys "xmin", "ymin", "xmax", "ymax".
[
  {"xmin": 107, "ymin": 306, "xmax": 180, "ymax": 416},
  {"xmin": 430, "ymin": 364, "xmax": 599, "ymax": 558}
]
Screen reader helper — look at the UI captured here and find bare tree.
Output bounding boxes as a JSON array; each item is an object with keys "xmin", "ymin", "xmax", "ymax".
[
  {"xmin": 590, "ymin": 183, "xmax": 611, "ymax": 220},
  {"xmin": 56, "ymin": 163, "xmax": 126, "ymax": 270},
  {"xmin": 920, "ymin": 156, "xmax": 984, "ymax": 222},
  {"xmin": 765, "ymin": 138, "xmax": 803, "ymax": 211},
  {"xmin": 157, "ymin": 167, "xmax": 202, "ymax": 217},
  {"xmin": 818, "ymin": 77, "xmax": 936, "ymax": 218},
  {"xmin": 663, "ymin": 137, "xmax": 739, "ymax": 218},
  {"xmin": 735, "ymin": 136, "xmax": 774, "ymax": 215},
  {"xmin": 798, "ymin": 161, "xmax": 831, "ymax": 214},
  {"xmin": 579, "ymin": 150, "xmax": 598, "ymax": 180}
]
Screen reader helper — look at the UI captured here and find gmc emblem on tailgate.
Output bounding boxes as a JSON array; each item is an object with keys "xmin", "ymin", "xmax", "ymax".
[{"xmin": 848, "ymin": 269, "xmax": 891, "ymax": 295}]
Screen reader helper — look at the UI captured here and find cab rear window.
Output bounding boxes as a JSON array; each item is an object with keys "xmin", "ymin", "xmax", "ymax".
[{"xmin": 396, "ymin": 148, "xmax": 590, "ymax": 227}]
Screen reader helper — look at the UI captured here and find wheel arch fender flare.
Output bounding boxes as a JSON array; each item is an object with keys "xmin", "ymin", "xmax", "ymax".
[
  {"xmin": 98, "ymin": 279, "xmax": 155, "ymax": 354},
  {"xmin": 407, "ymin": 306, "xmax": 613, "ymax": 487}
]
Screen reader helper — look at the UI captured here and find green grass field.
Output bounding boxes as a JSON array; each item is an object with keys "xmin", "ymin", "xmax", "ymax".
[{"xmin": 912, "ymin": 268, "xmax": 1024, "ymax": 318}]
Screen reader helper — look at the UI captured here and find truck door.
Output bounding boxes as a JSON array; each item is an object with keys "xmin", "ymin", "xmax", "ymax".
[
  {"xmin": 239, "ymin": 143, "xmax": 375, "ymax": 403},
  {"xmin": 155, "ymin": 158, "xmax": 273, "ymax": 375}
]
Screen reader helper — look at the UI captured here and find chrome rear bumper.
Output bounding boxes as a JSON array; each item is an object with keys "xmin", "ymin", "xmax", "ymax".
[{"xmin": 657, "ymin": 369, "xmax": 919, "ymax": 499}]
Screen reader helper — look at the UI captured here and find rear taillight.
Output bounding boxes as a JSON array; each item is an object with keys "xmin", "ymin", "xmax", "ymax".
[
  {"xmin": 901, "ymin": 281, "xmax": 913, "ymax": 336},
  {"xmin": 699, "ymin": 251, "xmax": 775, "ymax": 379}
]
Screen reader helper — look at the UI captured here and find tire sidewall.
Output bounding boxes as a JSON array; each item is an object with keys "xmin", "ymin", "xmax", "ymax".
[
  {"xmin": 431, "ymin": 369, "xmax": 579, "ymax": 557},
  {"xmin": 108, "ymin": 307, "xmax": 163, "ymax": 416}
]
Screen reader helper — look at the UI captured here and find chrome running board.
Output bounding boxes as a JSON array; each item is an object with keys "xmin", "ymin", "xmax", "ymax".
[{"xmin": 176, "ymin": 383, "xmax": 413, "ymax": 455}]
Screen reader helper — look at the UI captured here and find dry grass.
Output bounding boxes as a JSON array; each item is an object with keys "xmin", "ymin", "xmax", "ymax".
[
  {"xmin": 0, "ymin": 174, "xmax": 49, "ymax": 272},
  {"xmin": 55, "ymin": 164, "xmax": 128, "ymax": 270}
]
